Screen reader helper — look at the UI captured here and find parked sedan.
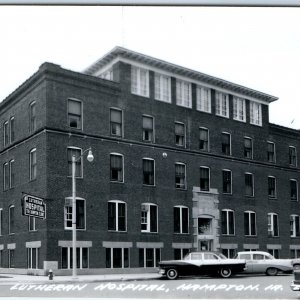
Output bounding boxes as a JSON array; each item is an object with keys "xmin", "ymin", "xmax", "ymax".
[
  {"xmin": 235, "ymin": 251, "xmax": 293, "ymax": 276},
  {"xmin": 159, "ymin": 251, "xmax": 246, "ymax": 280}
]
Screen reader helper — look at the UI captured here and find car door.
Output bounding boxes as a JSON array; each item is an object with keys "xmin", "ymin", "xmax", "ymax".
[
  {"xmin": 252, "ymin": 253, "xmax": 266, "ymax": 273},
  {"xmin": 239, "ymin": 253, "xmax": 253, "ymax": 273}
]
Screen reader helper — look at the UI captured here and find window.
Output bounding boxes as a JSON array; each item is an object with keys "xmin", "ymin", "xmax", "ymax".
[
  {"xmin": 250, "ymin": 101, "xmax": 262, "ymax": 126},
  {"xmin": 233, "ymin": 97, "xmax": 246, "ymax": 122},
  {"xmin": 200, "ymin": 167, "xmax": 210, "ymax": 191},
  {"xmin": 175, "ymin": 122, "xmax": 185, "ymax": 147},
  {"xmin": 289, "ymin": 146, "xmax": 297, "ymax": 166},
  {"xmin": 244, "ymin": 211, "xmax": 257, "ymax": 236},
  {"xmin": 9, "ymin": 160, "xmax": 14, "ymax": 189},
  {"xmin": 291, "ymin": 179, "xmax": 298, "ymax": 201},
  {"xmin": 29, "ymin": 216, "xmax": 36, "ymax": 231},
  {"xmin": 142, "ymin": 115, "xmax": 154, "ymax": 142},
  {"xmin": 10, "ymin": 117, "xmax": 15, "ymax": 143},
  {"xmin": 268, "ymin": 176, "xmax": 276, "ymax": 198},
  {"xmin": 3, "ymin": 163, "xmax": 9, "ymax": 191},
  {"xmin": 3, "ymin": 121, "xmax": 9, "ymax": 147},
  {"xmin": 290, "ymin": 215, "xmax": 300, "ymax": 237},
  {"xmin": 0, "ymin": 208, "xmax": 2, "ymax": 236},
  {"xmin": 199, "ymin": 128, "xmax": 209, "ymax": 151},
  {"xmin": 30, "ymin": 148, "xmax": 37, "ymax": 180},
  {"xmin": 174, "ymin": 248, "xmax": 190, "ymax": 260},
  {"xmin": 198, "ymin": 217, "xmax": 212, "ymax": 235},
  {"xmin": 139, "ymin": 248, "xmax": 160, "ymax": 268},
  {"xmin": 108, "ymin": 200, "xmax": 126, "ymax": 232},
  {"xmin": 221, "ymin": 248, "xmax": 237, "ymax": 259},
  {"xmin": 215, "ymin": 92, "xmax": 229, "ymax": 118},
  {"xmin": 222, "ymin": 169, "xmax": 232, "ymax": 194},
  {"xmin": 106, "ymin": 248, "xmax": 129, "ymax": 268},
  {"xmin": 174, "ymin": 206, "xmax": 189, "ymax": 234},
  {"xmin": 290, "ymin": 249, "xmax": 300, "ymax": 259},
  {"xmin": 143, "ymin": 158, "xmax": 155, "ymax": 185},
  {"xmin": 267, "ymin": 142, "xmax": 276, "ymax": 163},
  {"xmin": 175, "ymin": 163, "xmax": 186, "ymax": 189},
  {"xmin": 110, "ymin": 108, "xmax": 123, "ymax": 137},
  {"xmin": 61, "ymin": 247, "xmax": 89, "ymax": 269},
  {"xmin": 141, "ymin": 203, "xmax": 157, "ymax": 233},
  {"xmin": 9, "ymin": 249, "xmax": 15, "ymax": 268},
  {"xmin": 27, "ymin": 247, "xmax": 39, "ymax": 269},
  {"xmin": 131, "ymin": 66, "xmax": 149, "ymax": 97},
  {"xmin": 0, "ymin": 250, "xmax": 3, "ymax": 268},
  {"xmin": 176, "ymin": 79, "xmax": 192, "ymax": 108},
  {"xmin": 196, "ymin": 86, "xmax": 211, "ymax": 113},
  {"xmin": 67, "ymin": 147, "xmax": 82, "ymax": 178},
  {"xmin": 110, "ymin": 154, "xmax": 124, "ymax": 182},
  {"xmin": 268, "ymin": 249, "xmax": 280, "ymax": 259},
  {"xmin": 268, "ymin": 213, "xmax": 279, "ymax": 237},
  {"xmin": 221, "ymin": 132, "xmax": 231, "ymax": 155},
  {"xmin": 154, "ymin": 73, "xmax": 171, "ymax": 103},
  {"xmin": 245, "ymin": 173, "xmax": 254, "ymax": 197},
  {"xmin": 9, "ymin": 205, "xmax": 14, "ymax": 234},
  {"xmin": 29, "ymin": 101, "xmax": 37, "ymax": 132},
  {"xmin": 64, "ymin": 198, "xmax": 85, "ymax": 230},
  {"xmin": 221, "ymin": 209, "xmax": 235, "ymax": 235},
  {"xmin": 100, "ymin": 68, "xmax": 113, "ymax": 80},
  {"xmin": 67, "ymin": 99, "xmax": 82, "ymax": 129},
  {"xmin": 244, "ymin": 137, "xmax": 253, "ymax": 159}
]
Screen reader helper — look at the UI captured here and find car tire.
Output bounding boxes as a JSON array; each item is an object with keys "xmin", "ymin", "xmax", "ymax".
[
  {"xmin": 219, "ymin": 267, "xmax": 232, "ymax": 278},
  {"xmin": 166, "ymin": 268, "xmax": 178, "ymax": 280},
  {"xmin": 266, "ymin": 267, "xmax": 278, "ymax": 276}
]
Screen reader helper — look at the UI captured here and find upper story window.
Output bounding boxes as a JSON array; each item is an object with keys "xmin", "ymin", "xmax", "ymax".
[
  {"xmin": 290, "ymin": 179, "xmax": 298, "ymax": 201},
  {"xmin": 143, "ymin": 158, "xmax": 155, "ymax": 186},
  {"xmin": 233, "ymin": 97, "xmax": 246, "ymax": 122},
  {"xmin": 110, "ymin": 108, "xmax": 123, "ymax": 137},
  {"xmin": 176, "ymin": 79, "xmax": 192, "ymax": 108},
  {"xmin": 199, "ymin": 127, "xmax": 209, "ymax": 151},
  {"xmin": 3, "ymin": 121, "xmax": 9, "ymax": 147},
  {"xmin": 154, "ymin": 73, "xmax": 171, "ymax": 103},
  {"xmin": 0, "ymin": 208, "xmax": 2, "ymax": 236},
  {"xmin": 290, "ymin": 215, "xmax": 300, "ymax": 237},
  {"xmin": 108, "ymin": 200, "xmax": 126, "ymax": 232},
  {"xmin": 289, "ymin": 146, "xmax": 297, "ymax": 167},
  {"xmin": 110, "ymin": 153, "xmax": 124, "ymax": 182},
  {"xmin": 221, "ymin": 209, "xmax": 235, "ymax": 235},
  {"xmin": 30, "ymin": 148, "xmax": 37, "ymax": 181},
  {"xmin": 268, "ymin": 212, "xmax": 279, "ymax": 237},
  {"xmin": 268, "ymin": 176, "xmax": 277, "ymax": 198},
  {"xmin": 4, "ymin": 160, "xmax": 15, "ymax": 190},
  {"xmin": 222, "ymin": 132, "xmax": 231, "ymax": 155},
  {"xmin": 222, "ymin": 169, "xmax": 232, "ymax": 194},
  {"xmin": 250, "ymin": 101, "xmax": 262, "ymax": 126},
  {"xmin": 244, "ymin": 211, "xmax": 257, "ymax": 236},
  {"xmin": 175, "ymin": 162, "xmax": 186, "ymax": 189},
  {"xmin": 141, "ymin": 203, "xmax": 157, "ymax": 233},
  {"xmin": 29, "ymin": 101, "xmax": 37, "ymax": 132},
  {"xmin": 174, "ymin": 206, "xmax": 189, "ymax": 234},
  {"xmin": 3, "ymin": 163, "xmax": 9, "ymax": 191},
  {"xmin": 10, "ymin": 117, "xmax": 15, "ymax": 143},
  {"xmin": 64, "ymin": 197, "xmax": 85, "ymax": 230},
  {"xmin": 244, "ymin": 137, "xmax": 253, "ymax": 159},
  {"xmin": 175, "ymin": 122, "xmax": 186, "ymax": 147},
  {"xmin": 142, "ymin": 115, "xmax": 154, "ymax": 142},
  {"xmin": 67, "ymin": 147, "xmax": 82, "ymax": 178},
  {"xmin": 9, "ymin": 160, "xmax": 14, "ymax": 189},
  {"xmin": 131, "ymin": 66, "xmax": 149, "ymax": 97},
  {"xmin": 215, "ymin": 91, "xmax": 229, "ymax": 118},
  {"xmin": 267, "ymin": 141, "xmax": 276, "ymax": 163},
  {"xmin": 200, "ymin": 166, "xmax": 210, "ymax": 192},
  {"xmin": 100, "ymin": 68, "xmax": 113, "ymax": 80},
  {"xmin": 68, "ymin": 99, "xmax": 82, "ymax": 129},
  {"xmin": 9, "ymin": 205, "xmax": 14, "ymax": 234},
  {"xmin": 196, "ymin": 86, "xmax": 211, "ymax": 113},
  {"xmin": 245, "ymin": 172, "xmax": 254, "ymax": 197}
]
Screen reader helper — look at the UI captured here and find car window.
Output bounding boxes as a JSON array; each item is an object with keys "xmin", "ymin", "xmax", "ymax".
[
  {"xmin": 239, "ymin": 254, "xmax": 251, "ymax": 260},
  {"xmin": 253, "ymin": 254, "xmax": 264, "ymax": 260},
  {"xmin": 204, "ymin": 253, "xmax": 219, "ymax": 260},
  {"xmin": 191, "ymin": 253, "xmax": 202, "ymax": 260}
]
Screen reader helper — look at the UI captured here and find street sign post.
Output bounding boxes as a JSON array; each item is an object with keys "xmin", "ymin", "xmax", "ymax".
[{"xmin": 21, "ymin": 194, "xmax": 46, "ymax": 219}]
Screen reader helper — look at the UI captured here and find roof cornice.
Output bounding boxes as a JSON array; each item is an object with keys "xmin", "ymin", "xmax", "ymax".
[{"xmin": 84, "ymin": 46, "xmax": 278, "ymax": 103}]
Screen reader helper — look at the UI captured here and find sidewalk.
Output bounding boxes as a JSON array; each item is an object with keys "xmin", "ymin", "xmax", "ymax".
[{"xmin": 0, "ymin": 272, "xmax": 162, "ymax": 284}]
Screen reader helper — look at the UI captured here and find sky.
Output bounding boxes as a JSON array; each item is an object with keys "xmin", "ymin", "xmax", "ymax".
[{"xmin": 0, "ymin": 6, "xmax": 300, "ymax": 128}]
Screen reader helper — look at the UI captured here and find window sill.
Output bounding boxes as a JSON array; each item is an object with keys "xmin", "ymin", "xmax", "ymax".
[
  {"xmin": 143, "ymin": 184, "xmax": 156, "ymax": 187},
  {"xmin": 108, "ymin": 230, "xmax": 127, "ymax": 233},
  {"xmin": 110, "ymin": 180, "xmax": 124, "ymax": 184}
]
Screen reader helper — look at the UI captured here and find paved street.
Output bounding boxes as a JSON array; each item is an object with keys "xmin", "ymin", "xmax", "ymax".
[{"xmin": 0, "ymin": 273, "xmax": 298, "ymax": 299}]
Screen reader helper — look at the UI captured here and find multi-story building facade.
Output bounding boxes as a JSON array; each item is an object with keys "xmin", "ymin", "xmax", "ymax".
[{"xmin": 0, "ymin": 46, "xmax": 300, "ymax": 275}]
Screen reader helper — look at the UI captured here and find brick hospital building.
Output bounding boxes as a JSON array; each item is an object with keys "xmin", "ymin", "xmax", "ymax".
[{"xmin": 0, "ymin": 47, "xmax": 300, "ymax": 274}]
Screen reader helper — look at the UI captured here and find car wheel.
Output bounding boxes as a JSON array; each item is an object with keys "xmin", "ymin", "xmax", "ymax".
[
  {"xmin": 219, "ymin": 267, "xmax": 232, "ymax": 278},
  {"xmin": 266, "ymin": 267, "xmax": 278, "ymax": 276},
  {"xmin": 166, "ymin": 268, "xmax": 178, "ymax": 280}
]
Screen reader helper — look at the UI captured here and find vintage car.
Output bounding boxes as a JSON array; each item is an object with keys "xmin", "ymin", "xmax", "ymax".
[
  {"xmin": 291, "ymin": 269, "xmax": 300, "ymax": 291},
  {"xmin": 158, "ymin": 251, "xmax": 246, "ymax": 280},
  {"xmin": 234, "ymin": 251, "xmax": 293, "ymax": 276}
]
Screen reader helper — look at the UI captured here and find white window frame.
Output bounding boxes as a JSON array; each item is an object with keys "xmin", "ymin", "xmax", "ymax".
[
  {"xmin": 30, "ymin": 148, "xmax": 37, "ymax": 181},
  {"xmin": 289, "ymin": 146, "xmax": 297, "ymax": 167},
  {"xmin": 175, "ymin": 162, "xmax": 187, "ymax": 189},
  {"xmin": 245, "ymin": 172, "xmax": 254, "ymax": 197},
  {"xmin": 100, "ymin": 68, "xmax": 113, "ymax": 80},
  {"xmin": 0, "ymin": 208, "xmax": 2, "ymax": 236},
  {"xmin": 3, "ymin": 121, "xmax": 9, "ymax": 146},
  {"xmin": 199, "ymin": 166, "xmax": 210, "ymax": 192},
  {"xmin": 106, "ymin": 247, "xmax": 130, "ymax": 269},
  {"xmin": 3, "ymin": 162, "xmax": 9, "ymax": 191},
  {"xmin": 196, "ymin": 85, "xmax": 211, "ymax": 113},
  {"xmin": 142, "ymin": 115, "xmax": 155, "ymax": 143},
  {"xmin": 110, "ymin": 153, "xmax": 124, "ymax": 183},
  {"xmin": 29, "ymin": 101, "xmax": 37, "ymax": 132},
  {"xmin": 244, "ymin": 136, "xmax": 253, "ymax": 159},
  {"xmin": 139, "ymin": 248, "xmax": 161, "ymax": 268},
  {"xmin": 250, "ymin": 101, "xmax": 262, "ymax": 126},
  {"xmin": 222, "ymin": 132, "xmax": 232, "ymax": 156},
  {"xmin": 67, "ymin": 147, "xmax": 83, "ymax": 178},
  {"xmin": 131, "ymin": 66, "xmax": 149, "ymax": 97},
  {"xmin": 174, "ymin": 205, "xmax": 189, "ymax": 234},
  {"xmin": 61, "ymin": 247, "xmax": 89, "ymax": 269},
  {"xmin": 290, "ymin": 179, "xmax": 298, "ymax": 201},
  {"xmin": 10, "ymin": 117, "xmax": 15, "ymax": 143},
  {"xmin": 27, "ymin": 247, "xmax": 39, "ymax": 269},
  {"xmin": 244, "ymin": 210, "xmax": 257, "ymax": 236},
  {"xmin": 9, "ymin": 205, "xmax": 14, "ymax": 235},
  {"xmin": 222, "ymin": 209, "xmax": 235, "ymax": 235},
  {"xmin": 9, "ymin": 159, "xmax": 14, "ymax": 189},
  {"xmin": 141, "ymin": 203, "xmax": 158, "ymax": 233},
  {"xmin": 142, "ymin": 158, "xmax": 155, "ymax": 186},
  {"xmin": 290, "ymin": 214, "xmax": 300, "ymax": 237},
  {"xmin": 110, "ymin": 107, "xmax": 123, "ymax": 137},
  {"xmin": 64, "ymin": 197, "xmax": 86, "ymax": 230},
  {"xmin": 199, "ymin": 127, "xmax": 209, "ymax": 151},
  {"xmin": 268, "ymin": 212, "xmax": 279, "ymax": 237},
  {"xmin": 154, "ymin": 73, "xmax": 171, "ymax": 103},
  {"xmin": 176, "ymin": 79, "xmax": 192, "ymax": 108},
  {"xmin": 268, "ymin": 176, "xmax": 277, "ymax": 198},
  {"xmin": 67, "ymin": 98, "xmax": 83, "ymax": 130},
  {"xmin": 175, "ymin": 122, "xmax": 186, "ymax": 147},
  {"xmin": 108, "ymin": 200, "xmax": 127, "ymax": 232},
  {"xmin": 267, "ymin": 141, "xmax": 276, "ymax": 163},
  {"xmin": 233, "ymin": 96, "xmax": 246, "ymax": 122},
  {"xmin": 29, "ymin": 216, "xmax": 36, "ymax": 232},
  {"xmin": 222, "ymin": 169, "xmax": 232, "ymax": 195},
  {"xmin": 215, "ymin": 91, "xmax": 229, "ymax": 118}
]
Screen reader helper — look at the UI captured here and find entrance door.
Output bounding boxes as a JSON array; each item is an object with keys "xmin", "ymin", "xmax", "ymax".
[{"xmin": 199, "ymin": 240, "xmax": 212, "ymax": 251}]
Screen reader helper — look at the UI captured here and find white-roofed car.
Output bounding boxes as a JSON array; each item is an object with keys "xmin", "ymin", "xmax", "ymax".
[
  {"xmin": 235, "ymin": 251, "xmax": 293, "ymax": 276},
  {"xmin": 158, "ymin": 251, "xmax": 246, "ymax": 280}
]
